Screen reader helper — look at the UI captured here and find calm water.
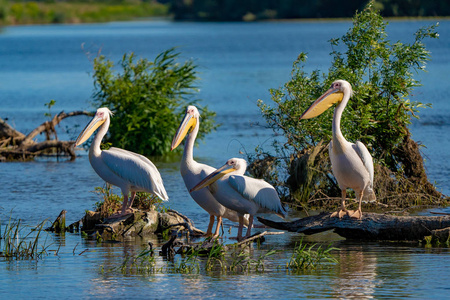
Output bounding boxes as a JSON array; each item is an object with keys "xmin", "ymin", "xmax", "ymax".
[{"xmin": 1, "ymin": 20, "xmax": 449, "ymax": 299}]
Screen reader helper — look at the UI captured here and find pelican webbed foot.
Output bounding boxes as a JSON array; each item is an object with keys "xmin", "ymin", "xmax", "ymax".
[
  {"xmin": 330, "ymin": 209, "xmax": 353, "ymax": 218},
  {"xmin": 349, "ymin": 209, "xmax": 362, "ymax": 219}
]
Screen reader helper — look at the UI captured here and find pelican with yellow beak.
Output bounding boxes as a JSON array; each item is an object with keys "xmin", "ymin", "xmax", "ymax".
[
  {"xmin": 190, "ymin": 158, "xmax": 286, "ymax": 241},
  {"xmin": 171, "ymin": 106, "xmax": 247, "ymax": 237},
  {"xmin": 75, "ymin": 107, "xmax": 168, "ymax": 216},
  {"xmin": 300, "ymin": 80, "xmax": 375, "ymax": 219}
]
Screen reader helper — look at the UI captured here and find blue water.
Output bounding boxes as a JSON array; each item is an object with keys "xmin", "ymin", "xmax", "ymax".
[{"xmin": 1, "ymin": 20, "xmax": 449, "ymax": 299}]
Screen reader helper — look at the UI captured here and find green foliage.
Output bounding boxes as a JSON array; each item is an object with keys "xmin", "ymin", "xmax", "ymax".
[
  {"xmin": 93, "ymin": 184, "xmax": 167, "ymax": 217},
  {"xmin": 2, "ymin": 1, "xmax": 168, "ymax": 25},
  {"xmin": 287, "ymin": 241, "xmax": 338, "ymax": 272},
  {"xmin": 44, "ymin": 99, "xmax": 56, "ymax": 119},
  {"xmin": 255, "ymin": 2, "xmax": 441, "ymax": 205},
  {"xmin": 93, "ymin": 184, "xmax": 123, "ymax": 217},
  {"xmin": 91, "ymin": 48, "xmax": 217, "ymax": 157}
]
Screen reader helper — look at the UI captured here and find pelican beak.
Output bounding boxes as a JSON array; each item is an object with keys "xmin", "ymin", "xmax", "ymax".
[
  {"xmin": 300, "ymin": 87, "xmax": 344, "ymax": 119},
  {"xmin": 171, "ymin": 112, "xmax": 197, "ymax": 151},
  {"xmin": 190, "ymin": 163, "xmax": 237, "ymax": 192},
  {"xmin": 74, "ymin": 115, "xmax": 105, "ymax": 146}
]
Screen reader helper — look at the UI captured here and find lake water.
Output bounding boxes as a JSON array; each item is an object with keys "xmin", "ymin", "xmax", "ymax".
[{"xmin": 1, "ymin": 19, "xmax": 449, "ymax": 299}]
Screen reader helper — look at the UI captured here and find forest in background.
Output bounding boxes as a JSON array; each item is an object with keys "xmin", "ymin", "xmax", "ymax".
[
  {"xmin": 0, "ymin": 0, "xmax": 449, "ymax": 25},
  {"xmin": 169, "ymin": 0, "xmax": 450, "ymax": 21}
]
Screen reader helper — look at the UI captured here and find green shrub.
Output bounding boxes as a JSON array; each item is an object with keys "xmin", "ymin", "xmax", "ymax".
[
  {"xmin": 91, "ymin": 48, "xmax": 217, "ymax": 157},
  {"xmin": 254, "ymin": 1, "xmax": 445, "ymax": 208}
]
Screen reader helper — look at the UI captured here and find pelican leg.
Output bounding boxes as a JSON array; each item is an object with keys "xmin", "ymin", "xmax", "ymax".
[
  {"xmin": 350, "ymin": 191, "xmax": 363, "ymax": 219},
  {"xmin": 212, "ymin": 216, "xmax": 223, "ymax": 238},
  {"xmin": 204, "ymin": 215, "xmax": 215, "ymax": 237},
  {"xmin": 331, "ymin": 189, "xmax": 353, "ymax": 218},
  {"xmin": 243, "ymin": 215, "xmax": 254, "ymax": 240},
  {"xmin": 236, "ymin": 216, "xmax": 244, "ymax": 241},
  {"xmin": 117, "ymin": 194, "xmax": 129, "ymax": 216},
  {"xmin": 127, "ymin": 192, "xmax": 137, "ymax": 211}
]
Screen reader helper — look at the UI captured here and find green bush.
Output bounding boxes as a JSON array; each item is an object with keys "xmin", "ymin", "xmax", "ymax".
[
  {"xmin": 254, "ymin": 2, "xmax": 445, "ymax": 208},
  {"xmin": 91, "ymin": 48, "xmax": 217, "ymax": 157}
]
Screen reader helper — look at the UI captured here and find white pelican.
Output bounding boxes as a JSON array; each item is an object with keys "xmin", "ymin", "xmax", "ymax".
[
  {"xmin": 75, "ymin": 107, "xmax": 168, "ymax": 216},
  {"xmin": 171, "ymin": 106, "xmax": 247, "ymax": 237},
  {"xmin": 300, "ymin": 80, "xmax": 376, "ymax": 219},
  {"xmin": 190, "ymin": 158, "xmax": 286, "ymax": 241}
]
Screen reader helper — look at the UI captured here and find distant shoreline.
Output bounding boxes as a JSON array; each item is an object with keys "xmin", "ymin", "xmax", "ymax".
[{"xmin": 1, "ymin": 1, "xmax": 448, "ymax": 28}]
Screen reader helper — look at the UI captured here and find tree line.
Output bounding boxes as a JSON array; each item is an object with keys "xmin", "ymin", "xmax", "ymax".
[{"xmin": 167, "ymin": 0, "xmax": 450, "ymax": 21}]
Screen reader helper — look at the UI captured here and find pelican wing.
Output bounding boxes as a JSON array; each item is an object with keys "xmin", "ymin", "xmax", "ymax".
[
  {"xmin": 228, "ymin": 175, "xmax": 286, "ymax": 217},
  {"xmin": 352, "ymin": 141, "xmax": 374, "ymax": 185},
  {"xmin": 102, "ymin": 147, "xmax": 169, "ymax": 200},
  {"xmin": 353, "ymin": 141, "xmax": 376, "ymax": 201}
]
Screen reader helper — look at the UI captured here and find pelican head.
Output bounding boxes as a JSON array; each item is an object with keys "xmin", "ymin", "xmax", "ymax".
[
  {"xmin": 75, "ymin": 107, "xmax": 113, "ymax": 146},
  {"xmin": 190, "ymin": 158, "xmax": 246, "ymax": 192},
  {"xmin": 300, "ymin": 80, "xmax": 352, "ymax": 120},
  {"xmin": 171, "ymin": 105, "xmax": 200, "ymax": 151}
]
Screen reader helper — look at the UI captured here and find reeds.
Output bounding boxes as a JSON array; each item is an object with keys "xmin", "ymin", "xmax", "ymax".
[
  {"xmin": 0, "ymin": 217, "xmax": 51, "ymax": 260},
  {"xmin": 109, "ymin": 237, "xmax": 339, "ymax": 275},
  {"xmin": 287, "ymin": 240, "xmax": 338, "ymax": 272}
]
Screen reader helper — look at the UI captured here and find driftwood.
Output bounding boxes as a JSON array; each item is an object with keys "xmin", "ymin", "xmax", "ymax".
[
  {"xmin": 167, "ymin": 231, "xmax": 286, "ymax": 258},
  {"xmin": 45, "ymin": 210, "xmax": 67, "ymax": 233},
  {"xmin": 257, "ymin": 212, "xmax": 450, "ymax": 241},
  {"xmin": 50, "ymin": 209, "xmax": 206, "ymax": 241},
  {"xmin": 235, "ymin": 231, "xmax": 285, "ymax": 246},
  {"xmin": 0, "ymin": 110, "xmax": 92, "ymax": 161}
]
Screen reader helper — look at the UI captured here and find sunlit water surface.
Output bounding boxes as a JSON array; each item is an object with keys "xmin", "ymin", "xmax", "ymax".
[{"xmin": 1, "ymin": 20, "xmax": 449, "ymax": 299}]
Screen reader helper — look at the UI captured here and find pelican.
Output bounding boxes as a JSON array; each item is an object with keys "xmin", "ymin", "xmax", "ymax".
[
  {"xmin": 171, "ymin": 106, "xmax": 248, "ymax": 237},
  {"xmin": 190, "ymin": 158, "xmax": 286, "ymax": 241},
  {"xmin": 75, "ymin": 107, "xmax": 168, "ymax": 216},
  {"xmin": 300, "ymin": 80, "xmax": 376, "ymax": 219}
]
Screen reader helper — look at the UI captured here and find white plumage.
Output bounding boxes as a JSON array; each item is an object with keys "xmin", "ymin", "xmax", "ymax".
[
  {"xmin": 191, "ymin": 157, "xmax": 286, "ymax": 241},
  {"xmin": 171, "ymin": 106, "xmax": 248, "ymax": 237},
  {"xmin": 301, "ymin": 80, "xmax": 376, "ymax": 219},
  {"xmin": 75, "ymin": 107, "xmax": 168, "ymax": 216}
]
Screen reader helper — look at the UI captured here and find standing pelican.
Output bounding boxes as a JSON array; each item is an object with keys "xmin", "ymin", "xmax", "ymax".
[
  {"xmin": 75, "ymin": 107, "xmax": 168, "ymax": 216},
  {"xmin": 190, "ymin": 158, "xmax": 286, "ymax": 241},
  {"xmin": 171, "ymin": 106, "xmax": 247, "ymax": 237},
  {"xmin": 300, "ymin": 80, "xmax": 375, "ymax": 219}
]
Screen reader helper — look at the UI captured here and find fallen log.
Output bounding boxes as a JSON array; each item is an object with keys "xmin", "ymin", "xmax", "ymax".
[
  {"xmin": 257, "ymin": 212, "xmax": 450, "ymax": 241},
  {"xmin": 0, "ymin": 110, "xmax": 92, "ymax": 161}
]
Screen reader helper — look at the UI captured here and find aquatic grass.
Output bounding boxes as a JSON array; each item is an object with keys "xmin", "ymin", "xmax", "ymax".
[
  {"xmin": 0, "ymin": 217, "xmax": 52, "ymax": 260},
  {"xmin": 111, "ymin": 247, "xmax": 160, "ymax": 275},
  {"xmin": 109, "ymin": 237, "xmax": 339, "ymax": 275},
  {"xmin": 287, "ymin": 240, "xmax": 338, "ymax": 272},
  {"xmin": 249, "ymin": 249, "xmax": 279, "ymax": 272},
  {"xmin": 172, "ymin": 248, "xmax": 200, "ymax": 274},
  {"xmin": 227, "ymin": 247, "xmax": 251, "ymax": 273},
  {"xmin": 205, "ymin": 238, "xmax": 226, "ymax": 271}
]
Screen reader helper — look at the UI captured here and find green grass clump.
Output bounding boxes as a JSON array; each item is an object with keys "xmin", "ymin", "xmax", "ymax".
[
  {"xmin": 287, "ymin": 240, "xmax": 338, "ymax": 272},
  {"xmin": 1, "ymin": 217, "xmax": 51, "ymax": 260}
]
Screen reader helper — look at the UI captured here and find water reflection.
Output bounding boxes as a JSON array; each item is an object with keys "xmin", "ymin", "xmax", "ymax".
[{"xmin": 332, "ymin": 245, "xmax": 380, "ymax": 299}]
